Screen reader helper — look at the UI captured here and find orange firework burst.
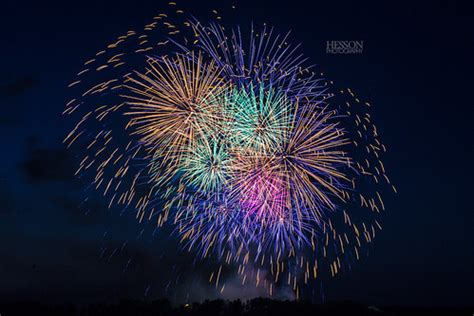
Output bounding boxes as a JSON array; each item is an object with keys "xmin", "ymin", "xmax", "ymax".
[{"xmin": 124, "ymin": 51, "xmax": 228, "ymax": 164}]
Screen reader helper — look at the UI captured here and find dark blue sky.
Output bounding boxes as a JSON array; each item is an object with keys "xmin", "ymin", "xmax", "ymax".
[{"xmin": 0, "ymin": 0, "xmax": 472, "ymax": 306}]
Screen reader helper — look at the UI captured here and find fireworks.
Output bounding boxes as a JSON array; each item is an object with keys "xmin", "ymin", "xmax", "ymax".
[{"xmin": 65, "ymin": 2, "xmax": 395, "ymax": 299}]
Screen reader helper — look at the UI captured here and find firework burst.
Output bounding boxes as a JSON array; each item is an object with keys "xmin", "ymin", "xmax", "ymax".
[{"xmin": 65, "ymin": 2, "xmax": 395, "ymax": 299}]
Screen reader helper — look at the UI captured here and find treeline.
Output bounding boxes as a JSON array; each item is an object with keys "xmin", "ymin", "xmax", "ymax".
[{"xmin": 0, "ymin": 298, "xmax": 471, "ymax": 316}]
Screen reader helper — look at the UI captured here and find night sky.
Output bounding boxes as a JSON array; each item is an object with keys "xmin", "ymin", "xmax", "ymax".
[{"xmin": 0, "ymin": 0, "xmax": 472, "ymax": 307}]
